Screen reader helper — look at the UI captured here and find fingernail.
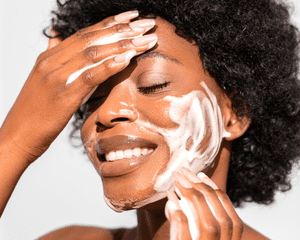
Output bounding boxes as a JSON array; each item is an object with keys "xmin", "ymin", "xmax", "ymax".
[
  {"xmin": 173, "ymin": 171, "xmax": 193, "ymax": 188},
  {"xmin": 180, "ymin": 167, "xmax": 201, "ymax": 183},
  {"xmin": 114, "ymin": 49, "xmax": 136, "ymax": 64},
  {"xmin": 114, "ymin": 10, "xmax": 139, "ymax": 23},
  {"xmin": 129, "ymin": 19, "xmax": 155, "ymax": 30},
  {"xmin": 131, "ymin": 34, "xmax": 157, "ymax": 47},
  {"xmin": 167, "ymin": 190, "xmax": 180, "ymax": 206},
  {"xmin": 165, "ymin": 199, "xmax": 180, "ymax": 220},
  {"xmin": 197, "ymin": 172, "xmax": 219, "ymax": 190}
]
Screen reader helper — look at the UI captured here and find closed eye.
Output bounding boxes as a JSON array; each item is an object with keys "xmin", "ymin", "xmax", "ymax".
[{"xmin": 138, "ymin": 82, "xmax": 170, "ymax": 94}]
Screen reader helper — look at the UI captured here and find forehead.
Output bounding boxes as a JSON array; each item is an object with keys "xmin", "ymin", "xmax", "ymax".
[{"xmin": 144, "ymin": 17, "xmax": 201, "ymax": 68}]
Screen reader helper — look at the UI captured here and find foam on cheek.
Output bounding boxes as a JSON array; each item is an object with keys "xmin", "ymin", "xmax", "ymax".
[{"xmin": 139, "ymin": 82, "xmax": 230, "ymax": 192}]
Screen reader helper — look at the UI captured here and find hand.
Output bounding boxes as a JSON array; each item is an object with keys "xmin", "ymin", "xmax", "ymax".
[
  {"xmin": 0, "ymin": 10, "xmax": 157, "ymax": 162},
  {"xmin": 165, "ymin": 167, "xmax": 244, "ymax": 240}
]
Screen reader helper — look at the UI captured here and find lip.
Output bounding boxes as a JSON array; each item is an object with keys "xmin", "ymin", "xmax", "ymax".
[{"xmin": 95, "ymin": 135, "xmax": 157, "ymax": 177}]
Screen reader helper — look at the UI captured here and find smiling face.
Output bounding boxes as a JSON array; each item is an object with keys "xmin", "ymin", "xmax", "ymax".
[{"xmin": 80, "ymin": 18, "xmax": 230, "ymax": 212}]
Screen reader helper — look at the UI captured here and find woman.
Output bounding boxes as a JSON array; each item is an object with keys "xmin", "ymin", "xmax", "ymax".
[{"xmin": 1, "ymin": 0, "xmax": 300, "ymax": 239}]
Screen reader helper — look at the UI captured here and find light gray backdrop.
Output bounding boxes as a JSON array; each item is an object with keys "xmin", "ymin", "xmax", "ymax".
[{"xmin": 0, "ymin": 0, "xmax": 300, "ymax": 239}]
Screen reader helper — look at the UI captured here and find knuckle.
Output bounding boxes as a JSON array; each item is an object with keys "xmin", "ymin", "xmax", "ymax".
[
  {"xmin": 84, "ymin": 46, "xmax": 99, "ymax": 61},
  {"xmin": 188, "ymin": 189, "xmax": 205, "ymax": 201},
  {"xmin": 233, "ymin": 219, "xmax": 244, "ymax": 232},
  {"xmin": 205, "ymin": 224, "xmax": 221, "ymax": 237},
  {"xmin": 35, "ymin": 58, "xmax": 50, "ymax": 73},
  {"xmin": 216, "ymin": 190, "xmax": 229, "ymax": 200},
  {"xmin": 103, "ymin": 59, "xmax": 115, "ymax": 70},
  {"xmin": 118, "ymin": 39, "xmax": 132, "ymax": 51},
  {"xmin": 113, "ymin": 24, "xmax": 131, "ymax": 33},
  {"xmin": 81, "ymin": 32, "xmax": 95, "ymax": 45},
  {"xmin": 220, "ymin": 217, "xmax": 233, "ymax": 231},
  {"xmin": 81, "ymin": 69, "xmax": 94, "ymax": 85},
  {"xmin": 75, "ymin": 28, "xmax": 86, "ymax": 38},
  {"xmin": 102, "ymin": 17, "xmax": 115, "ymax": 28}
]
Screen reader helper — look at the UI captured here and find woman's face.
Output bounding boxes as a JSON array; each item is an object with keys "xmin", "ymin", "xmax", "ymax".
[{"xmin": 81, "ymin": 18, "xmax": 229, "ymax": 212}]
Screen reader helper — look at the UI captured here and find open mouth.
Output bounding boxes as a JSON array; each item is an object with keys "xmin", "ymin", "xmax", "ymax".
[
  {"xmin": 103, "ymin": 147, "xmax": 155, "ymax": 161},
  {"xmin": 96, "ymin": 135, "xmax": 157, "ymax": 162}
]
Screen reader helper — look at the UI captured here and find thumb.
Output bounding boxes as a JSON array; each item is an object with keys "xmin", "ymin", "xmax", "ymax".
[{"xmin": 47, "ymin": 26, "xmax": 62, "ymax": 50}]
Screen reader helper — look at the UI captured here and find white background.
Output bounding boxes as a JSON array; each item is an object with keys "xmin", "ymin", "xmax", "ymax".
[{"xmin": 0, "ymin": 0, "xmax": 300, "ymax": 239}]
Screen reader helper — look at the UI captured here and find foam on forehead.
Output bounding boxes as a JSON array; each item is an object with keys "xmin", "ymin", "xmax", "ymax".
[{"xmin": 66, "ymin": 32, "xmax": 143, "ymax": 104}]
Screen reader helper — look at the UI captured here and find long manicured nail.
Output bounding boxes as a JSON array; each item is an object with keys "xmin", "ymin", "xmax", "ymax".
[
  {"xmin": 132, "ymin": 34, "xmax": 157, "ymax": 47},
  {"xmin": 114, "ymin": 49, "xmax": 136, "ymax": 64},
  {"xmin": 173, "ymin": 171, "xmax": 193, "ymax": 188},
  {"xmin": 197, "ymin": 172, "xmax": 219, "ymax": 190},
  {"xmin": 114, "ymin": 10, "xmax": 139, "ymax": 23},
  {"xmin": 180, "ymin": 167, "xmax": 201, "ymax": 183},
  {"xmin": 167, "ymin": 190, "xmax": 181, "ymax": 207},
  {"xmin": 129, "ymin": 19, "xmax": 155, "ymax": 30}
]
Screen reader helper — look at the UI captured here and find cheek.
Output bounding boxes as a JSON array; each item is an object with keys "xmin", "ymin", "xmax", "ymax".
[
  {"xmin": 150, "ymin": 82, "xmax": 229, "ymax": 192},
  {"xmin": 138, "ymin": 98, "xmax": 178, "ymax": 128}
]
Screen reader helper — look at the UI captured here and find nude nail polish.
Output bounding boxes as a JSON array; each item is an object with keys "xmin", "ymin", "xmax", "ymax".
[
  {"xmin": 197, "ymin": 172, "xmax": 219, "ymax": 189},
  {"xmin": 173, "ymin": 171, "xmax": 193, "ymax": 188},
  {"xmin": 114, "ymin": 49, "xmax": 136, "ymax": 64},
  {"xmin": 180, "ymin": 167, "xmax": 201, "ymax": 183},
  {"xmin": 131, "ymin": 34, "xmax": 157, "ymax": 47},
  {"xmin": 114, "ymin": 10, "xmax": 139, "ymax": 23},
  {"xmin": 129, "ymin": 19, "xmax": 155, "ymax": 30}
]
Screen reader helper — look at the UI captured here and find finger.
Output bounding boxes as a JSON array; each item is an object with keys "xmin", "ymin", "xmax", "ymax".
[
  {"xmin": 190, "ymin": 182, "xmax": 233, "ymax": 240},
  {"xmin": 165, "ymin": 192, "xmax": 192, "ymax": 240},
  {"xmin": 66, "ymin": 49, "xmax": 138, "ymax": 105},
  {"xmin": 174, "ymin": 181, "xmax": 220, "ymax": 240},
  {"xmin": 45, "ymin": 10, "xmax": 139, "ymax": 56},
  {"xmin": 179, "ymin": 168, "xmax": 238, "ymax": 240},
  {"xmin": 40, "ymin": 19, "xmax": 155, "ymax": 72},
  {"xmin": 64, "ymin": 33, "xmax": 157, "ymax": 84},
  {"xmin": 216, "ymin": 191, "xmax": 244, "ymax": 240}
]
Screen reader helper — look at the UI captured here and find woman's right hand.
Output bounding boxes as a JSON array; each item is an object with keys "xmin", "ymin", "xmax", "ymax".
[{"xmin": 0, "ymin": 10, "xmax": 157, "ymax": 163}]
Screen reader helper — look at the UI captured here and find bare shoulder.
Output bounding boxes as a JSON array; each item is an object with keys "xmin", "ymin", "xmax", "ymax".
[
  {"xmin": 38, "ymin": 225, "xmax": 121, "ymax": 240},
  {"xmin": 242, "ymin": 224, "xmax": 270, "ymax": 240}
]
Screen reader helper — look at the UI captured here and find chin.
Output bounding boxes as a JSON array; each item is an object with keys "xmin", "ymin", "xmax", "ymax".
[{"xmin": 102, "ymin": 182, "xmax": 168, "ymax": 212}]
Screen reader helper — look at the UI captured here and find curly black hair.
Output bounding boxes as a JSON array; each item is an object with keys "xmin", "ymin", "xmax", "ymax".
[{"xmin": 46, "ymin": 0, "xmax": 300, "ymax": 207}]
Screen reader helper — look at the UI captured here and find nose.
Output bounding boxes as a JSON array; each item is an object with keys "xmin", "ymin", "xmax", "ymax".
[{"xmin": 95, "ymin": 86, "xmax": 138, "ymax": 128}]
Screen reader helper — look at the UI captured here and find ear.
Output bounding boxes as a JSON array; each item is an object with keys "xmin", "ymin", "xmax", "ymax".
[
  {"xmin": 222, "ymin": 100, "xmax": 252, "ymax": 141},
  {"xmin": 47, "ymin": 26, "xmax": 62, "ymax": 50}
]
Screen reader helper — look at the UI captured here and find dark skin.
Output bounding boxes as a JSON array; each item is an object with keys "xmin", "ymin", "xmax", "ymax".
[{"xmin": 0, "ymin": 11, "xmax": 269, "ymax": 239}]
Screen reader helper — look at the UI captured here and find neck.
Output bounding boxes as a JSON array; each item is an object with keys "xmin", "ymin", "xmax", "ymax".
[{"xmin": 136, "ymin": 197, "xmax": 170, "ymax": 240}]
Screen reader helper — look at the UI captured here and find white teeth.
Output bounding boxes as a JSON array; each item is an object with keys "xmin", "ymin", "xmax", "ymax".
[
  {"xmin": 115, "ymin": 150, "xmax": 123, "ymax": 160},
  {"xmin": 141, "ymin": 148, "xmax": 148, "ymax": 155},
  {"xmin": 124, "ymin": 149, "xmax": 133, "ymax": 158},
  {"xmin": 106, "ymin": 151, "xmax": 116, "ymax": 161},
  {"xmin": 104, "ymin": 147, "xmax": 154, "ymax": 161},
  {"xmin": 133, "ymin": 148, "xmax": 141, "ymax": 157}
]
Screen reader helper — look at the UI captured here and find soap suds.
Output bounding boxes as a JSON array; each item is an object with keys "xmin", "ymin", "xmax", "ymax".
[{"xmin": 138, "ymin": 82, "xmax": 230, "ymax": 193}]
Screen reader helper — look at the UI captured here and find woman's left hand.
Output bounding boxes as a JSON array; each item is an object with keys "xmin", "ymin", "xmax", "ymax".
[{"xmin": 165, "ymin": 167, "xmax": 244, "ymax": 240}]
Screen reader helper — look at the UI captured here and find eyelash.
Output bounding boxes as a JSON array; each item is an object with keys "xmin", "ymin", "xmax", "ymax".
[{"xmin": 138, "ymin": 82, "xmax": 170, "ymax": 94}]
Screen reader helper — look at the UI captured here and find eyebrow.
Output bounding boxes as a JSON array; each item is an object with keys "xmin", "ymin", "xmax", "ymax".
[{"xmin": 135, "ymin": 51, "xmax": 183, "ymax": 66}]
